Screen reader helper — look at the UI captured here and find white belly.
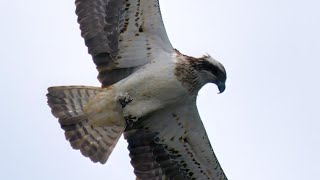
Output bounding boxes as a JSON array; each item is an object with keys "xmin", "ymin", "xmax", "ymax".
[{"xmin": 114, "ymin": 55, "xmax": 189, "ymax": 118}]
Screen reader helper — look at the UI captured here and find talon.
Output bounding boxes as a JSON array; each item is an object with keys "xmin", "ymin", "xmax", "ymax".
[
  {"xmin": 124, "ymin": 115, "xmax": 138, "ymax": 127},
  {"xmin": 119, "ymin": 98, "xmax": 132, "ymax": 108},
  {"xmin": 125, "ymin": 118, "xmax": 133, "ymax": 127},
  {"xmin": 118, "ymin": 92, "xmax": 133, "ymax": 108}
]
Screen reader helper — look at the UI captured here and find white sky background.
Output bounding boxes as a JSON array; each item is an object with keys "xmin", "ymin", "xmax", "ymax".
[{"xmin": 1, "ymin": 0, "xmax": 319, "ymax": 179}]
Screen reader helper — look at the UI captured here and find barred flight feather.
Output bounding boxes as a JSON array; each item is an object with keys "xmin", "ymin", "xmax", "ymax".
[
  {"xmin": 47, "ymin": 86, "xmax": 125, "ymax": 164},
  {"xmin": 123, "ymin": 103, "xmax": 227, "ymax": 180}
]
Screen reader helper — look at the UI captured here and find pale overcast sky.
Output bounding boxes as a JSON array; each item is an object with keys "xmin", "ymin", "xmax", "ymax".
[{"xmin": 1, "ymin": 0, "xmax": 319, "ymax": 179}]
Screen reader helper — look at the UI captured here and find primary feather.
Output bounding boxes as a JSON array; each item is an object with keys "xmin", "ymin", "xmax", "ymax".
[
  {"xmin": 75, "ymin": 0, "xmax": 173, "ymax": 86},
  {"xmin": 47, "ymin": 0, "xmax": 228, "ymax": 179}
]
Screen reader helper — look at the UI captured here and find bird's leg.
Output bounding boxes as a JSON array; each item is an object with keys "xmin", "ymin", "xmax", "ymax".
[
  {"xmin": 117, "ymin": 92, "xmax": 138, "ymax": 127},
  {"xmin": 117, "ymin": 92, "xmax": 133, "ymax": 108},
  {"xmin": 124, "ymin": 115, "xmax": 138, "ymax": 127}
]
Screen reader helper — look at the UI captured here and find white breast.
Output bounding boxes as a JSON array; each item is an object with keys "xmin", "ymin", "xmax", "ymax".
[{"xmin": 113, "ymin": 51, "xmax": 190, "ymax": 118}]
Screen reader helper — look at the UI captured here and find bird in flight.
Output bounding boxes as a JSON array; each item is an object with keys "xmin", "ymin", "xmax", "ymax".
[{"xmin": 47, "ymin": 0, "xmax": 228, "ymax": 179}]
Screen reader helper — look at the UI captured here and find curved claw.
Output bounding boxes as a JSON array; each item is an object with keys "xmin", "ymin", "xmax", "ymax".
[
  {"xmin": 118, "ymin": 92, "xmax": 133, "ymax": 108},
  {"xmin": 124, "ymin": 115, "xmax": 138, "ymax": 127}
]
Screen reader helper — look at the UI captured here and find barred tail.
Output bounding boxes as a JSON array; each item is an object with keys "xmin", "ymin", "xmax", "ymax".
[{"xmin": 47, "ymin": 86, "xmax": 125, "ymax": 164}]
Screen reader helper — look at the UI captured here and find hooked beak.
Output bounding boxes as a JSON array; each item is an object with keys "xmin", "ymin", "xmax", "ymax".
[{"xmin": 217, "ymin": 82, "xmax": 226, "ymax": 94}]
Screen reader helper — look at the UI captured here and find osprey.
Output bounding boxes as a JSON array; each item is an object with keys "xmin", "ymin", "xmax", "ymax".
[{"xmin": 47, "ymin": 0, "xmax": 228, "ymax": 179}]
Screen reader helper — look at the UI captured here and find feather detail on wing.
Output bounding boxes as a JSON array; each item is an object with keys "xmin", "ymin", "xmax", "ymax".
[
  {"xmin": 124, "ymin": 103, "xmax": 228, "ymax": 180},
  {"xmin": 47, "ymin": 86, "xmax": 126, "ymax": 164},
  {"xmin": 75, "ymin": 0, "xmax": 173, "ymax": 86}
]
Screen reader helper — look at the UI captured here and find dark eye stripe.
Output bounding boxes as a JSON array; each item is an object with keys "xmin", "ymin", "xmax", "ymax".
[{"xmin": 192, "ymin": 60, "xmax": 224, "ymax": 79}]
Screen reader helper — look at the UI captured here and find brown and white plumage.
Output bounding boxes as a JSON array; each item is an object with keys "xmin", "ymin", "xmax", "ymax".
[
  {"xmin": 75, "ymin": 0, "xmax": 173, "ymax": 86},
  {"xmin": 125, "ymin": 102, "xmax": 226, "ymax": 179},
  {"xmin": 47, "ymin": 86, "xmax": 125, "ymax": 163},
  {"xmin": 47, "ymin": 0, "xmax": 228, "ymax": 179}
]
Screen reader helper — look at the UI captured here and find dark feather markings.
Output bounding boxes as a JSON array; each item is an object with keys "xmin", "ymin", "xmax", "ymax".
[
  {"xmin": 122, "ymin": 103, "xmax": 228, "ymax": 180},
  {"xmin": 75, "ymin": 0, "xmax": 173, "ymax": 86},
  {"xmin": 124, "ymin": 126, "xmax": 189, "ymax": 180},
  {"xmin": 47, "ymin": 86, "xmax": 124, "ymax": 164}
]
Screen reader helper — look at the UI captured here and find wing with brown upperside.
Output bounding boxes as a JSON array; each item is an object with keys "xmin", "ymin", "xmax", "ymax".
[
  {"xmin": 75, "ymin": 0, "xmax": 173, "ymax": 86},
  {"xmin": 124, "ymin": 102, "xmax": 228, "ymax": 180}
]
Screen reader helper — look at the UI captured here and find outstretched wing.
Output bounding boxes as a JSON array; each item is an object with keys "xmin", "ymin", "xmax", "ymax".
[
  {"xmin": 75, "ymin": 0, "xmax": 173, "ymax": 86},
  {"xmin": 124, "ymin": 102, "xmax": 228, "ymax": 180}
]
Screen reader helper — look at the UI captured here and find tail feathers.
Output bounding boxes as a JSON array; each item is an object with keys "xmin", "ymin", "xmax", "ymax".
[
  {"xmin": 47, "ymin": 86, "xmax": 125, "ymax": 164},
  {"xmin": 47, "ymin": 86, "xmax": 100, "ymax": 121}
]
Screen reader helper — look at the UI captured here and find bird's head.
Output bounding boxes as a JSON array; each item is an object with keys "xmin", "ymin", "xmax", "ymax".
[{"xmin": 191, "ymin": 54, "xmax": 227, "ymax": 93}]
